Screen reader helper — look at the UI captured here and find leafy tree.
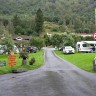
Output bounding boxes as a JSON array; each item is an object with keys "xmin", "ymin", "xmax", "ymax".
[
  {"xmin": 63, "ymin": 33, "xmax": 75, "ymax": 47},
  {"xmin": 19, "ymin": 51, "xmax": 28, "ymax": 65},
  {"xmin": 0, "ymin": 33, "xmax": 14, "ymax": 53},
  {"xmin": 35, "ymin": 8, "xmax": 44, "ymax": 36},
  {"xmin": 30, "ymin": 37, "xmax": 44, "ymax": 50},
  {"xmin": 15, "ymin": 25, "xmax": 25, "ymax": 35},
  {"xmin": 51, "ymin": 34, "xmax": 63, "ymax": 50},
  {"xmin": 44, "ymin": 34, "xmax": 51, "ymax": 46}
]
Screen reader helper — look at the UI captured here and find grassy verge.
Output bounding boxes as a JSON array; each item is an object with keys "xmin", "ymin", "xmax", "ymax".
[
  {"xmin": 55, "ymin": 50, "xmax": 96, "ymax": 72},
  {"xmin": 0, "ymin": 50, "xmax": 44, "ymax": 74}
]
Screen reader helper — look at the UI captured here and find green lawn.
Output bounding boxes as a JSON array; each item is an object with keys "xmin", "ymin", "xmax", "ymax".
[
  {"xmin": 0, "ymin": 50, "xmax": 44, "ymax": 74},
  {"xmin": 55, "ymin": 51, "xmax": 96, "ymax": 72}
]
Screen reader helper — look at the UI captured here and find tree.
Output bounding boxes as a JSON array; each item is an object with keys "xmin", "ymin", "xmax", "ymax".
[
  {"xmin": 0, "ymin": 33, "xmax": 14, "ymax": 53},
  {"xmin": 51, "ymin": 34, "xmax": 63, "ymax": 50},
  {"xmin": 13, "ymin": 14, "xmax": 21, "ymax": 28},
  {"xmin": 44, "ymin": 34, "xmax": 51, "ymax": 46},
  {"xmin": 30, "ymin": 37, "xmax": 44, "ymax": 50},
  {"xmin": 7, "ymin": 21, "xmax": 15, "ymax": 35},
  {"xmin": 19, "ymin": 51, "xmax": 28, "ymax": 65},
  {"xmin": 35, "ymin": 8, "xmax": 44, "ymax": 36},
  {"xmin": 0, "ymin": 21, "xmax": 6, "ymax": 35},
  {"xmin": 15, "ymin": 25, "xmax": 25, "ymax": 35},
  {"xmin": 2, "ymin": 19, "xmax": 9, "ymax": 27}
]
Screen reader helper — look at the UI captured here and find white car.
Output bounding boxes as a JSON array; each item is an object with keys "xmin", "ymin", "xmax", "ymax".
[{"xmin": 63, "ymin": 46, "xmax": 75, "ymax": 54}]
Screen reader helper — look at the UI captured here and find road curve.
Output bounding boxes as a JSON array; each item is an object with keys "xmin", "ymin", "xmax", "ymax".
[{"xmin": 0, "ymin": 48, "xmax": 96, "ymax": 96}]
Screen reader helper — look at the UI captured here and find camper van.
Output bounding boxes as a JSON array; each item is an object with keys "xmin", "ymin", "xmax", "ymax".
[{"xmin": 76, "ymin": 41, "xmax": 96, "ymax": 52}]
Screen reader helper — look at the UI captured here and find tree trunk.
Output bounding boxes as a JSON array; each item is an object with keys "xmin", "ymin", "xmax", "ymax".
[{"xmin": 22, "ymin": 59, "xmax": 27, "ymax": 65}]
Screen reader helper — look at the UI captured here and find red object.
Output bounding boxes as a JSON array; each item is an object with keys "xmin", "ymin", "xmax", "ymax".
[{"xmin": 92, "ymin": 32, "xmax": 96, "ymax": 40}]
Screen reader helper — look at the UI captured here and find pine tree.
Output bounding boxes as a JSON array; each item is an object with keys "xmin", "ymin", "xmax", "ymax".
[{"xmin": 35, "ymin": 8, "xmax": 44, "ymax": 36}]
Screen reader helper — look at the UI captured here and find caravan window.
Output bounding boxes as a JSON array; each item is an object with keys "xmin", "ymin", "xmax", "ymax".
[
  {"xmin": 82, "ymin": 44, "xmax": 88, "ymax": 47},
  {"xmin": 90, "ymin": 44, "xmax": 94, "ymax": 46}
]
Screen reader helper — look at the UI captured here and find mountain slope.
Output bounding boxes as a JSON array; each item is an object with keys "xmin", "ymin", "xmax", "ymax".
[
  {"xmin": 0, "ymin": 0, "xmax": 95, "ymax": 33},
  {"xmin": 0, "ymin": 0, "xmax": 95, "ymax": 17}
]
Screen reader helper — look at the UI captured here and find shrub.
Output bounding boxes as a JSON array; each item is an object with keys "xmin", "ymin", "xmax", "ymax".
[
  {"xmin": 19, "ymin": 51, "xmax": 28, "ymax": 59},
  {"xmin": 29, "ymin": 57, "xmax": 35, "ymax": 65},
  {"xmin": 51, "ymin": 27, "xmax": 59, "ymax": 32}
]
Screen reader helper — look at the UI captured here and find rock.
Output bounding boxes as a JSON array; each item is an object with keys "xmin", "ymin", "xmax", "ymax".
[
  {"xmin": 0, "ymin": 61, "xmax": 6, "ymax": 66},
  {"xmin": 12, "ymin": 68, "xmax": 28, "ymax": 73}
]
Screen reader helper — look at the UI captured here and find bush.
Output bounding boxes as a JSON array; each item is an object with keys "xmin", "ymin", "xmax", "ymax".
[
  {"xmin": 51, "ymin": 27, "xmax": 59, "ymax": 32},
  {"xmin": 29, "ymin": 57, "xmax": 35, "ymax": 65},
  {"xmin": 19, "ymin": 51, "xmax": 28, "ymax": 59}
]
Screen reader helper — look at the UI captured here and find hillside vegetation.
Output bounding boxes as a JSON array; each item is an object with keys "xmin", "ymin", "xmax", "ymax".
[
  {"xmin": 0, "ymin": 0, "xmax": 95, "ymax": 17},
  {"xmin": 0, "ymin": 0, "xmax": 96, "ymax": 35}
]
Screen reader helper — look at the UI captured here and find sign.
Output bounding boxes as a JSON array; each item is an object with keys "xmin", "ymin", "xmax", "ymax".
[
  {"xmin": 8, "ymin": 51, "xmax": 17, "ymax": 67},
  {"xmin": 92, "ymin": 32, "xmax": 96, "ymax": 40}
]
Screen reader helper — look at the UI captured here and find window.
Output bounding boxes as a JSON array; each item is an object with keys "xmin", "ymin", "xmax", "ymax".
[{"xmin": 83, "ymin": 44, "xmax": 87, "ymax": 47}]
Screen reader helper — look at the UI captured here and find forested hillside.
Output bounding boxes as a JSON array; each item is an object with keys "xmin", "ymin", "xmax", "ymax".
[
  {"xmin": 0, "ymin": 0, "xmax": 95, "ymax": 17},
  {"xmin": 0, "ymin": 0, "xmax": 96, "ymax": 35}
]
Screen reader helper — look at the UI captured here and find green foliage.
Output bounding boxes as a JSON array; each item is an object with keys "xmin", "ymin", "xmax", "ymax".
[
  {"xmin": 51, "ymin": 27, "xmax": 59, "ymax": 32},
  {"xmin": 30, "ymin": 37, "xmax": 44, "ymax": 50},
  {"xmin": 13, "ymin": 14, "xmax": 21, "ymax": 28},
  {"xmin": 35, "ymin": 8, "xmax": 44, "ymax": 36},
  {"xmin": 0, "ymin": 0, "xmax": 95, "ymax": 34},
  {"xmin": 15, "ymin": 25, "xmax": 25, "ymax": 35},
  {"xmin": 0, "ymin": 33, "xmax": 14, "ymax": 53},
  {"xmin": 44, "ymin": 34, "xmax": 52, "ymax": 46},
  {"xmin": 51, "ymin": 34, "xmax": 63, "ymax": 49},
  {"xmin": 19, "ymin": 51, "xmax": 28, "ymax": 59},
  {"xmin": 51, "ymin": 32, "xmax": 84, "ymax": 48},
  {"xmin": 29, "ymin": 57, "xmax": 35, "ymax": 65}
]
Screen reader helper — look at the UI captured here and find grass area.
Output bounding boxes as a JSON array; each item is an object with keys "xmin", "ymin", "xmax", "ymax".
[
  {"xmin": 55, "ymin": 50, "xmax": 96, "ymax": 72},
  {"xmin": 0, "ymin": 50, "xmax": 44, "ymax": 74}
]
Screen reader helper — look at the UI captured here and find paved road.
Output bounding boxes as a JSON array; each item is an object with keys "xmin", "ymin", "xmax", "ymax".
[{"xmin": 0, "ymin": 48, "xmax": 96, "ymax": 96}]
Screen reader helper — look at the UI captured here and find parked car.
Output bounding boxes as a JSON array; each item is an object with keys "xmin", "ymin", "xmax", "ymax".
[
  {"xmin": 59, "ymin": 46, "xmax": 64, "ymax": 51},
  {"xmin": 63, "ymin": 46, "xmax": 75, "ymax": 54},
  {"xmin": 26, "ymin": 46, "xmax": 37, "ymax": 53}
]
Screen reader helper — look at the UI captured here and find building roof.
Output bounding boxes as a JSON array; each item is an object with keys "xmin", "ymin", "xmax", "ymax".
[{"xmin": 80, "ymin": 33, "xmax": 92, "ymax": 37}]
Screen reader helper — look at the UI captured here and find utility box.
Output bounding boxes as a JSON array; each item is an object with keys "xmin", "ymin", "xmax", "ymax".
[{"xmin": 93, "ymin": 59, "xmax": 96, "ymax": 71}]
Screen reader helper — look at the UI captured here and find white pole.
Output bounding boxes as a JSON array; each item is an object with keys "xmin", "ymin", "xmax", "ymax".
[
  {"xmin": 94, "ymin": 8, "xmax": 96, "ymax": 52},
  {"xmin": 95, "ymin": 8, "xmax": 96, "ymax": 28}
]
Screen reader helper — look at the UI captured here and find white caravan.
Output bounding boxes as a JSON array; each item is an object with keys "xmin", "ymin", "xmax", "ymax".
[{"xmin": 76, "ymin": 41, "xmax": 96, "ymax": 52}]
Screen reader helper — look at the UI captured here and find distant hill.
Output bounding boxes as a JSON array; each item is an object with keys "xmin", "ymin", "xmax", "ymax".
[
  {"xmin": 0, "ymin": 0, "xmax": 95, "ymax": 34},
  {"xmin": 0, "ymin": 0, "xmax": 95, "ymax": 18}
]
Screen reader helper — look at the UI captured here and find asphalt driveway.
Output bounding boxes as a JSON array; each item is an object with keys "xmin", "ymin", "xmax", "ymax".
[{"xmin": 0, "ymin": 48, "xmax": 96, "ymax": 96}]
